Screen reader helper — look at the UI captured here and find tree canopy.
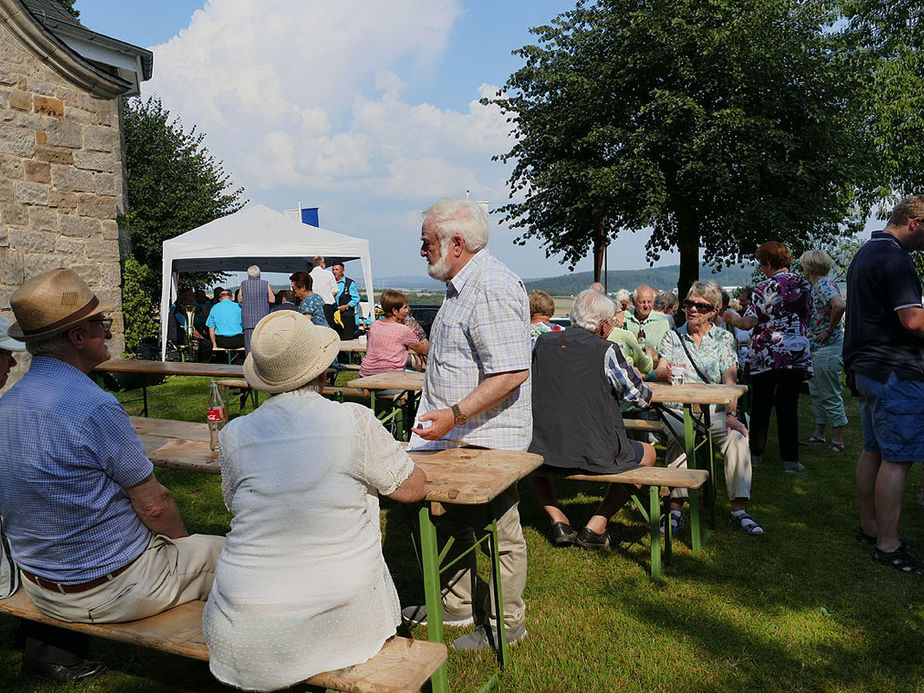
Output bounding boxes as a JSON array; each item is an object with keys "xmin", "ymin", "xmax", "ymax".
[
  {"xmin": 121, "ymin": 96, "xmax": 245, "ymax": 348},
  {"xmin": 488, "ymin": 0, "xmax": 881, "ymax": 299}
]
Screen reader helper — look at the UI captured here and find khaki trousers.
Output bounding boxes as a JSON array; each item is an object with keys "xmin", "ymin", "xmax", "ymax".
[
  {"xmin": 663, "ymin": 411, "xmax": 752, "ymax": 501},
  {"xmin": 435, "ymin": 486, "xmax": 527, "ymax": 629},
  {"xmin": 22, "ymin": 533, "xmax": 224, "ymax": 624}
]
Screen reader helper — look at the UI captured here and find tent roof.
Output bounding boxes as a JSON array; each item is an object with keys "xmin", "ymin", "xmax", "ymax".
[{"xmin": 162, "ymin": 203, "xmax": 368, "ymax": 273}]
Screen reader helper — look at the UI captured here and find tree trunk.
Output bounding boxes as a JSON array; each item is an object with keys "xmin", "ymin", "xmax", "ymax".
[
  {"xmin": 675, "ymin": 204, "xmax": 700, "ymax": 310},
  {"xmin": 592, "ymin": 218, "xmax": 606, "ymax": 283}
]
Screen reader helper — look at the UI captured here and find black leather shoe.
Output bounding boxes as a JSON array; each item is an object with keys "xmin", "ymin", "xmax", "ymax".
[
  {"xmin": 550, "ymin": 522, "xmax": 577, "ymax": 546},
  {"xmin": 22, "ymin": 657, "xmax": 108, "ymax": 683},
  {"xmin": 576, "ymin": 526, "xmax": 615, "ymax": 550}
]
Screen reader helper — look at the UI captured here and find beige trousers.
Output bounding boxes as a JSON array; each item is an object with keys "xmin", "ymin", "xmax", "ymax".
[
  {"xmin": 22, "ymin": 533, "xmax": 224, "ymax": 624},
  {"xmin": 434, "ymin": 486, "xmax": 527, "ymax": 629},
  {"xmin": 663, "ymin": 410, "xmax": 752, "ymax": 501}
]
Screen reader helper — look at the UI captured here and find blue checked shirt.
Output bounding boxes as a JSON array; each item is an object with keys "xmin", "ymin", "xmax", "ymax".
[
  {"xmin": 604, "ymin": 342, "xmax": 652, "ymax": 408},
  {"xmin": 409, "ymin": 250, "xmax": 532, "ymax": 451},
  {"xmin": 0, "ymin": 357, "xmax": 153, "ymax": 582}
]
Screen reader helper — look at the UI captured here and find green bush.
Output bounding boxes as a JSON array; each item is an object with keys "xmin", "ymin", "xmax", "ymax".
[{"xmin": 121, "ymin": 256, "xmax": 158, "ymax": 353}]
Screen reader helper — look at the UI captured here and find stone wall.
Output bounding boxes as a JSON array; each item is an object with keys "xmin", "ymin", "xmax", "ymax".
[{"xmin": 0, "ymin": 20, "xmax": 127, "ymax": 389}]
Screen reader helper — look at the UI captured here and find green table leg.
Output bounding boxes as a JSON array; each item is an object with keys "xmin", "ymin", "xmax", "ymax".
[
  {"xmin": 682, "ymin": 404, "xmax": 702, "ymax": 552},
  {"xmin": 419, "ymin": 506, "xmax": 449, "ymax": 693}
]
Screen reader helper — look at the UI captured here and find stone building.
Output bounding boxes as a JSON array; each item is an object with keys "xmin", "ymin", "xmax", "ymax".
[{"xmin": 0, "ymin": 0, "xmax": 150, "ymax": 388}]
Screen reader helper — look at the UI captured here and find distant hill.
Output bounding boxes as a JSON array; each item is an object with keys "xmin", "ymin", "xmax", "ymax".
[
  {"xmin": 523, "ymin": 264, "xmax": 757, "ymax": 296},
  {"xmin": 373, "ymin": 263, "xmax": 757, "ymax": 295}
]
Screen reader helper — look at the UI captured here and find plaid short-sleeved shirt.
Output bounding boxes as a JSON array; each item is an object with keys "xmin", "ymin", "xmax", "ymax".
[
  {"xmin": 0, "ymin": 357, "xmax": 153, "ymax": 582},
  {"xmin": 409, "ymin": 250, "xmax": 532, "ymax": 451}
]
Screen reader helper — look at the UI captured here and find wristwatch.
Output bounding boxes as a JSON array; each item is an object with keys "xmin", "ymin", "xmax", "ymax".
[{"xmin": 451, "ymin": 403, "xmax": 467, "ymax": 425}]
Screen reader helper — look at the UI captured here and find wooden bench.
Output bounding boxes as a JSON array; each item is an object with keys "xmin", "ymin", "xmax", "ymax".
[
  {"xmin": 541, "ymin": 466, "xmax": 708, "ymax": 579},
  {"xmin": 623, "ymin": 418, "xmax": 662, "ymax": 433},
  {"xmin": 0, "ymin": 590, "xmax": 446, "ymax": 693}
]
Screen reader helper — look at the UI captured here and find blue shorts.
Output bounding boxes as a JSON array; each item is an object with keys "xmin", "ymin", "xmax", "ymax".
[{"xmin": 856, "ymin": 372, "xmax": 924, "ymax": 463}]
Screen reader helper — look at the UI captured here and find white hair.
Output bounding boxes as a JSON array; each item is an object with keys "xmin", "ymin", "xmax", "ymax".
[
  {"xmin": 247, "ymin": 265, "xmax": 261, "ymax": 278},
  {"xmin": 614, "ymin": 289, "xmax": 630, "ymax": 302},
  {"xmin": 422, "ymin": 198, "xmax": 489, "ymax": 252},
  {"xmin": 570, "ymin": 290, "xmax": 616, "ymax": 332}
]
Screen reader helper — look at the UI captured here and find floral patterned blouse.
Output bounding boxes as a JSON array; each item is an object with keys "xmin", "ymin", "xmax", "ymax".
[
  {"xmin": 806, "ymin": 276, "xmax": 843, "ymax": 349},
  {"xmin": 743, "ymin": 271, "xmax": 813, "ymax": 375},
  {"xmin": 530, "ymin": 321, "xmax": 564, "ymax": 349}
]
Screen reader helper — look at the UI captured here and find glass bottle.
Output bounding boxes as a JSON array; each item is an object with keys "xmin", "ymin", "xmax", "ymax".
[{"xmin": 207, "ymin": 379, "xmax": 227, "ymax": 452}]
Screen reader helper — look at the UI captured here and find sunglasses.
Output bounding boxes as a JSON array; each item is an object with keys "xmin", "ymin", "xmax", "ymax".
[
  {"xmin": 86, "ymin": 317, "xmax": 113, "ymax": 332},
  {"xmin": 683, "ymin": 300, "xmax": 715, "ymax": 314}
]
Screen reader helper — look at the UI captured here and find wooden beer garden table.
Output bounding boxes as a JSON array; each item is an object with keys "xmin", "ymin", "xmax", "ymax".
[
  {"xmin": 349, "ymin": 371, "xmax": 424, "ymax": 440},
  {"xmin": 646, "ymin": 381, "xmax": 748, "ymax": 549},
  {"xmin": 129, "ymin": 416, "xmax": 541, "ymax": 692}
]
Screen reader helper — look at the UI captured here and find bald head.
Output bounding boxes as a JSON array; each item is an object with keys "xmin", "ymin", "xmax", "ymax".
[{"xmin": 634, "ymin": 285, "xmax": 655, "ymax": 320}]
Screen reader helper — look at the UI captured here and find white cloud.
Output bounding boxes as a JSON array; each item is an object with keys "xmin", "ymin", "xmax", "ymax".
[{"xmin": 144, "ymin": 0, "xmax": 570, "ymax": 275}]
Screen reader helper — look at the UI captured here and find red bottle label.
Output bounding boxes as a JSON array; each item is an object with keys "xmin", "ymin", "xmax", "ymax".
[{"xmin": 207, "ymin": 407, "xmax": 226, "ymax": 422}]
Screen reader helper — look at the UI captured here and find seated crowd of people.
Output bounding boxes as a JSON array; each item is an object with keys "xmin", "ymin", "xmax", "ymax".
[{"xmin": 2, "ymin": 195, "xmax": 922, "ymax": 690}]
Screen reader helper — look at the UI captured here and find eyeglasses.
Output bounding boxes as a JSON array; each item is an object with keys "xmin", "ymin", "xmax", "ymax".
[
  {"xmin": 86, "ymin": 317, "xmax": 113, "ymax": 332},
  {"xmin": 683, "ymin": 300, "xmax": 715, "ymax": 314}
]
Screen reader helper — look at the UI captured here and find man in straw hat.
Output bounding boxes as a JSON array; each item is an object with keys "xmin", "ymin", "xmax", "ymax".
[
  {"xmin": 402, "ymin": 198, "xmax": 531, "ymax": 651},
  {"xmin": 202, "ymin": 311, "xmax": 425, "ymax": 691},
  {"xmin": 0, "ymin": 269, "xmax": 224, "ymax": 680}
]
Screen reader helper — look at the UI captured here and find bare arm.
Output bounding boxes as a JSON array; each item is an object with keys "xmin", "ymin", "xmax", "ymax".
[
  {"xmin": 412, "ymin": 369, "xmax": 529, "ymax": 440},
  {"xmin": 898, "ymin": 306, "xmax": 924, "ymax": 338},
  {"xmin": 387, "ymin": 464, "xmax": 427, "ymax": 503},
  {"xmin": 209, "ymin": 326, "xmax": 217, "ymax": 349},
  {"xmin": 125, "ymin": 473, "xmax": 188, "ymax": 538},
  {"xmin": 723, "ymin": 310, "xmax": 757, "ymax": 330},
  {"xmin": 267, "ymin": 284, "xmax": 275, "ymax": 303},
  {"xmin": 408, "ymin": 338, "xmax": 429, "ymax": 355}
]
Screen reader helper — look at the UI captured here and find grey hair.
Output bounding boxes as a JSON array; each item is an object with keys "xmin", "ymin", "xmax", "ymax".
[
  {"xmin": 26, "ymin": 330, "xmax": 73, "ymax": 356},
  {"xmin": 654, "ymin": 291, "xmax": 678, "ymax": 312},
  {"xmin": 422, "ymin": 198, "xmax": 489, "ymax": 252},
  {"xmin": 247, "ymin": 265, "xmax": 261, "ymax": 278},
  {"xmin": 799, "ymin": 249, "xmax": 833, "ymax": 278},
  {"xmin": 312, "ymin": 255, "xmax": 325, "ymax": 268},
  {"xmin": 614, "ymin": 288, "xmax": 630, "ymax": 303},
  {"xmin": 570, "ymin": 289, "xmax": 616, "ymax": 332},
  {"xmin": 687, "ymin": 280, "xmax": 722, "ymax": 308},
  {"xmin": 587, "ymin": 282, "xmax": 606, "ymax": 294}
]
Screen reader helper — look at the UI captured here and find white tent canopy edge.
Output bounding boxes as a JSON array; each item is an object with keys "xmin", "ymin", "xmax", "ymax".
[{"xmin": 159, "ymin": 203, "xmax": 375, "ymax": 360}]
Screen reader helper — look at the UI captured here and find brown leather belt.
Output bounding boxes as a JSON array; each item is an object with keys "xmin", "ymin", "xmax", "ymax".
[{"xmin": 21, "ymin": 561, "xmax": 133, "ymax": 594}]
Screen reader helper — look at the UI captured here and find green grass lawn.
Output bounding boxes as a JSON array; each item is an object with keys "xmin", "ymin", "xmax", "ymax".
[{"xmin": 1, "ymin": 377, "xmax": 922, "ymax": 692}]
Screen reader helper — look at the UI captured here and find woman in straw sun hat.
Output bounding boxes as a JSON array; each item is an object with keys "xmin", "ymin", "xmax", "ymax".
[{"xmin": 203, "ymin": 310, "xmax": 426, "ymax": 691}]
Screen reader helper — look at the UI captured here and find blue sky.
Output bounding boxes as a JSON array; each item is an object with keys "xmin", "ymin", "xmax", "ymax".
[{"xmin": 74, "ymin": 1, "xmax": 676, "ymax": 280}]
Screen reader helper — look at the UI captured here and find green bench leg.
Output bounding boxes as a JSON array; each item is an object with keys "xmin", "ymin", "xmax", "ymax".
[
  {"xmin": 683, "ymin": 405, "xmax": 703, "ymax": 553},
  {"xmin": 485, "ymin": 513, "xmax": 507, "ymax": 671},
  {"xmin": 649, "ymin": 485, "xmax": 662, "ymax": 579}
]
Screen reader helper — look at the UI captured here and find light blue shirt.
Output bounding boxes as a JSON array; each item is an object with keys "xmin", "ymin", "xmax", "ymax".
[
  {"xmin": 0, "ymin": 357, "xmax": 153, "ymax": 582},
  {"xmin": 206, "ymin": 299, "xmax": 243, "ymax": 336}
]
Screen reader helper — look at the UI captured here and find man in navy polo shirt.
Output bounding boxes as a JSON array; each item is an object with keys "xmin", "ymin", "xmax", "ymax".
[{"xmin": 844, "ymin": 195, "xmax": 924, "ymax": 576}]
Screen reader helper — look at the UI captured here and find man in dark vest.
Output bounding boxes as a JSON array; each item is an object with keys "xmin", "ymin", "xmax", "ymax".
[
  {"xmin": 528, "ymin": 289, "xmax": 656, "ymax": 550},
  {"xmin": 330, "ymin": 261, "xmax": 360, "ymax": 340}
]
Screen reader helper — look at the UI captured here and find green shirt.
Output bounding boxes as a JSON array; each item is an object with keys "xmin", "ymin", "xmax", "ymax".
[
  {"xmin": 607, "ymin": 327, "xmax": 653, "ymax": 374},
  {"xmin": 624, "ymin": 311, "xmax": 670, "ymax": 352}
]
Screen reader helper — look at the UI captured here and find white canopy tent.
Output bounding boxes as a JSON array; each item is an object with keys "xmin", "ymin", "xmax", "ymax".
[{"xmin": 159, "ymin": 203, "xmax": 375, "ymax": 360}]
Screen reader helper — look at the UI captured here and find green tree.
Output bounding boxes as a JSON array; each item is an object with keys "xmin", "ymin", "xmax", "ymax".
[
  {"xmin": 122, "ymin": 96, "xmax": 244, "ymax": 345},
  {"xmin": 52, "ymin": 0, "xmax": 78, "ymax": 19},
  {"xmin": 488, "ymin": 0, "xmax": 877, "ymax": 300}
]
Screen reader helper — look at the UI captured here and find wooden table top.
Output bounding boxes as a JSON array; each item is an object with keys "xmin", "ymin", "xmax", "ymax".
[
  {"xmin": 132, "ymin": 417, "xmax": 542, "ymax": 505},
  {"xmin": 96, "ymin": 359, "xmax": 243, "ymax": 378},
  {"xmin": 648, "ymin": 382, "xmax": 746, "ymax": 406},
  {"xmin": 338, "ymin": 338, "xmax": 368, "ymax": 353},
  {"xmin": 350, "ymin": 371, "xmax": 424, "ymax": 391}
]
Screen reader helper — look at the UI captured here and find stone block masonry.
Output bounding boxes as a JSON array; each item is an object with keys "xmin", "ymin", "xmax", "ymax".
[{"xmin": 1, "ymin": 21, "xmax": 131, "ymax": 389}]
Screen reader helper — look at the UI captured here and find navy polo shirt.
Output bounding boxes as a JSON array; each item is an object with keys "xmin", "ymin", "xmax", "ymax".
[{"xmin": 843, "ymin": 230, "xmax": 924, "ymax": 381}]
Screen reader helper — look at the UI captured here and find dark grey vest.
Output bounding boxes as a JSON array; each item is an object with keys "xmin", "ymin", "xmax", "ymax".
[{"xmin": 528, "ymin": 328, "xmax": 637, "ymax": 473}]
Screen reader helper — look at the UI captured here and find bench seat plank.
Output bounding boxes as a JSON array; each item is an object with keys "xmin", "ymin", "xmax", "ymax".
[{"xmin": 0, "ymin": 591, "xmax": 447, "ymax": 693}]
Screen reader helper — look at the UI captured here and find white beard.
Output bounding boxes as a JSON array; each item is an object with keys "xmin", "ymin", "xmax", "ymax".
[{"xmin": 426, "ymin": 237, "xmax": 453, "ymax": 281}]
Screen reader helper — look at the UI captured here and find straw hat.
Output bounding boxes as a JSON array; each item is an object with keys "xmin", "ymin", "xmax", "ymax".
[
  {"xmin": 243, "ymin": 311, "xmax": 340, "ymax": 394},
  {"xmin": 0, "ymin": 316, "xmax": 25, "ymax": 352},
  {"xmin": 8, "ymin": 269, "xmax": 113, "ymax": 340}
]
